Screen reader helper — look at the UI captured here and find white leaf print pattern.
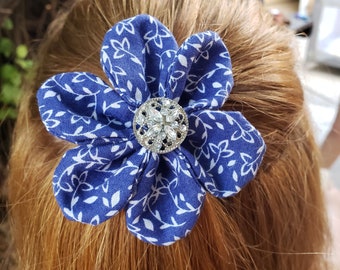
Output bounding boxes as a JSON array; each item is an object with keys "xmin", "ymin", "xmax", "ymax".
[{"xmin": 37, "ymin": 14, "xmax": 266, "ymax": 246}]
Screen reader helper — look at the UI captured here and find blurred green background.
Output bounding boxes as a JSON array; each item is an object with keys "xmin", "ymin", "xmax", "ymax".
[{"xmin": 0, "ymin": 0, "xmax": 67, "ymax": 183}]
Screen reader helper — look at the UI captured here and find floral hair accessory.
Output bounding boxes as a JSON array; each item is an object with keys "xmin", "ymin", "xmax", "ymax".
[{"xmin": 37, "ymin": 14, "xmax": 266, "ymax": 246}]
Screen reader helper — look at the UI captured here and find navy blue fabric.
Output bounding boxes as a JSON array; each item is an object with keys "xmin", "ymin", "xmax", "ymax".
[{"xmin": 37, "ymin": 14, "xmax": 266, "ymax": 245}]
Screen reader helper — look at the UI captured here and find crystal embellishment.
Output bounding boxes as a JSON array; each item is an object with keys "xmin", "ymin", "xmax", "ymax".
[{"xmin": 133, "ymin": 98, "xmax": 189, "ymax": 153}]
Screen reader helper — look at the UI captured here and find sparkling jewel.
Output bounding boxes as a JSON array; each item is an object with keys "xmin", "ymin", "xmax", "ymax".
[{"xmin": 133, "ymin": 98, "xmax": 189, "ymax": 153}]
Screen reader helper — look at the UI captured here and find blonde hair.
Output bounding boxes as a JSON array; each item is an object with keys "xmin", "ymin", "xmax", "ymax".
[{"xmin": 8, "ymin": 0, "xmax": 329, "ymax": 269}]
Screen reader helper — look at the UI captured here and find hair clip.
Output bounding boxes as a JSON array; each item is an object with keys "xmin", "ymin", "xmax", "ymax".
[{"xmin": 37, "ymin": 14, "xmax": 266, "ymax": 246}]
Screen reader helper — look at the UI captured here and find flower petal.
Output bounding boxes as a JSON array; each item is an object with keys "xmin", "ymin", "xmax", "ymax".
[
  {"xmin": 182, "ymin": 110, "xmax": 266, "ymax": 197},
  {"xmin": 100, "ymin": 15, "xmax": 178, "ymax": 107},
  {"xmin": 126, "ymin": 151, "xmax": 206, "ymax": 245},
  {"xmin": 167, "ymin": 31, "xmax": 233, "ymax": 112},
  {"xmin": 53, "ymin": 139, "xmax": 148, "ymax": 225},
  {"xmin": 37, "ymin": 72, "xmax": 134, "ymax": 144}
]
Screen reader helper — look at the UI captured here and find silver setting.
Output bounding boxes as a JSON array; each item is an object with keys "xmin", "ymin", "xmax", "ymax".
[{"xmin": 133, "ymin": 98, "xmax": 189, "ymax": 154}]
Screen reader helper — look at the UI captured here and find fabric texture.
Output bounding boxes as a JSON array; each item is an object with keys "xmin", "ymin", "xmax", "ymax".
[{"xmin": 37, "ymin": 14, "xmax": 266, "ymax": 245}]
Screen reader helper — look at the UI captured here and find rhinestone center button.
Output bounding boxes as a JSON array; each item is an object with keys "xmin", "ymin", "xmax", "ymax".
[{"xmin": 133, "ymin": 98, "xmax": 189, "ymax": 154}]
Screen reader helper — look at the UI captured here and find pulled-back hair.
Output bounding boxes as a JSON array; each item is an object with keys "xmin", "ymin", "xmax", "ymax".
[{"xmin": 7, "ymin": 0, "xmax": 329, "ymax": 269}]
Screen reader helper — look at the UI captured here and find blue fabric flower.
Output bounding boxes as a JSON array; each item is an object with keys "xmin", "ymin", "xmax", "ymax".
[{"xmin": 37, "ymin": 15, "xmax": 266, "ymax": 246}]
